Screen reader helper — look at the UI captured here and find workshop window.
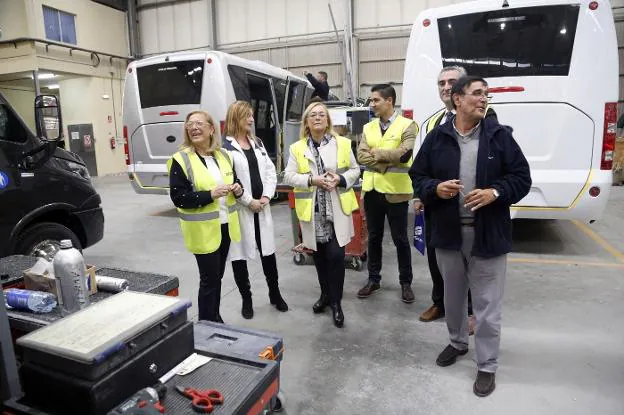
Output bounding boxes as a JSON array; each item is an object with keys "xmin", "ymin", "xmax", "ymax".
[{"xmin": 43, "ymin": 6, "xmax": 77, "ymax": 45}]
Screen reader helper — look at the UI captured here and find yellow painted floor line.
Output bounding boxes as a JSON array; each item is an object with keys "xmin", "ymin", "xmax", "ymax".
[
  {"xmin": 508, "ymin": 257, "xmax": 624, "ymax": 268},
  {"xmin": 571, "ymin": 220, "xmax": 624, "ymax": 264}
]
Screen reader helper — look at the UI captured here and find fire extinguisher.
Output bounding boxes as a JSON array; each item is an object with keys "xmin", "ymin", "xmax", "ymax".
[{"xmin": 110, "ymin": 137, "xmax": 116, "ymax": 149}]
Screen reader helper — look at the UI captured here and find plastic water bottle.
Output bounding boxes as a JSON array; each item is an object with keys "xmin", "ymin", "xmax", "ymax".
[
  {"xmin": 4, "ymin": 288, "xmax": 57, "ymax": 313},
  {"xmin": 53, "ymin": 239, "xmax": 90, "ymax": 315}
]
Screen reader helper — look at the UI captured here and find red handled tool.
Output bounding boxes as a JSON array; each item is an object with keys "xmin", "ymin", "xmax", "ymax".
[{"xmin": 175, "ymin": 386, "xmax": 224, "ymax": 413}]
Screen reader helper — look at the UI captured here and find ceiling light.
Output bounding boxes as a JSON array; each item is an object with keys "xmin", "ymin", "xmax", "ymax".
[
  {"xmin": 46, "ymin": 84, "xmax": 60, "ymax": 90},
  {"xmin": 30, "ymin": 73, "xmax": 56, "ymax": 80}
]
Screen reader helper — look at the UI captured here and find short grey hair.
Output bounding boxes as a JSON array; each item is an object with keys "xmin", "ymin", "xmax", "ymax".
[{"xmin": 439, "ymin": 66, "xmax": 467, "ymax": 78}]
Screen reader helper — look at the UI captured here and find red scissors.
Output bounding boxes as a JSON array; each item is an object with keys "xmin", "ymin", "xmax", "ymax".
[{"xmin": 175, "ymin": 386, "xmax": 224, "ymax": 413}]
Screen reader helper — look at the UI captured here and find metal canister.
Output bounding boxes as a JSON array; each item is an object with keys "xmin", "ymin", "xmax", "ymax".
[
  {"xmin": 53, "ymin": 239, "xmax": 89, "ymax": 315},
  {"xmin": 96, "ymin": 275, "xmax": 129, "ymax": 293}
]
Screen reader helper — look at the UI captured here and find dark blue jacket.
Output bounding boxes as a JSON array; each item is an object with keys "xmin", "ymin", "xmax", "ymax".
[{"xmin": 409, "ymin": 116, "xmax": 531, "ymax": 258}]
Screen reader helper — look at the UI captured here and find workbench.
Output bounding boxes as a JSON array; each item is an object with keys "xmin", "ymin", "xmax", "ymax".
[{"xmin": 0, "ymin": 256, "xmax": 179, "ymax": 335}]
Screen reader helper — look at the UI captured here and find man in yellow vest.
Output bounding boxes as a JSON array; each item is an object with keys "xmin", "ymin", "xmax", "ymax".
[
  {"xmin": 418, "ymin": 66, "xmax": 468, "ymax": 323},
  {"xmin": 356, "ymin": 84, "xmax": 417, "ymax": 303}
]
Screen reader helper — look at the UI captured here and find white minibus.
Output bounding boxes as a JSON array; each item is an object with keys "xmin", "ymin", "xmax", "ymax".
[
  {"xmin": 402, "ymin": 0, "xmax": 618, "ymax": 221},
  {"xmin": 123, "ymin": 51, "xmax": 313, "ymax": 195}
]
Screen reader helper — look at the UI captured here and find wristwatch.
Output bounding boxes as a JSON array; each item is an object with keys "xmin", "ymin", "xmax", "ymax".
[{"xmin": 491, "ymin": 188, "xmax": 500, "ymax": 199}]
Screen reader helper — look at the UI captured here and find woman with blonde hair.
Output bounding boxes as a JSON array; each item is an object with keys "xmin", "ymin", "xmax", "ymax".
[
  {"xmin": 168, "ymin": 110, "xmax": 243, "ymax": 323},
  {"xmin": 283, "ymin": 102, "xmax": 360, "ymax": 327},
  {"xmin": 223, "ymin": 100, "xmax": 288, "ymax": 319}
]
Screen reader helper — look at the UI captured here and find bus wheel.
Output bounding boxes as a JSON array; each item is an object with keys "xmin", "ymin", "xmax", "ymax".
[{"xmin": 13, "ymin": 222, "xmax": 82, "ymax": 261}]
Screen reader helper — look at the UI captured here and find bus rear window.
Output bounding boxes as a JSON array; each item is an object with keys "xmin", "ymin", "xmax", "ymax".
[
  {"xmin": 438, "ymin": 5, "xmax": 579, "ymax": 77},
  {"xmin": 137, "ymin": 60, "xmax": 204, "ymax": 108}
]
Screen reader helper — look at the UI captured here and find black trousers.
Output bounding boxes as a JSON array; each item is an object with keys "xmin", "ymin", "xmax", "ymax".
[
  {"xmin": 231, "ymin": 213, "xmax": 279, "ymax": 297},
  {"xmin": 194, "ymin": 224, "xmax": 231, "ymax": 322},
  {"xmin": 312, "ymin": 229, "xmax": 345, "ymax": 304},
  {"xmin": 364, "ymin": 190, "xmax": 413, "ymax": 285},
  {"xmin": 425, "ymin": 211, "xmax": 473, "ymax": 315}
]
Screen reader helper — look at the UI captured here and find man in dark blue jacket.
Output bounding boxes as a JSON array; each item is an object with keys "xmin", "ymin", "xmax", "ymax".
[
  {"xmin": 409, "ymin": 76, "xmax": 531, "ymax": 397},
  {"xmin": 304, "ymin": 70, "xmax": 330, "ymax": 101}
]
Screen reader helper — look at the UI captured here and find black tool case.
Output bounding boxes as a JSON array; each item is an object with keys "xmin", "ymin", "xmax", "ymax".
[
  {"xmin": 18, "ymin": 322, "xmax": 194, "ymax": 415},
  {"xmin": 160, "ymin": 350, "xmax": 279, "ymax": 415},
  {"xmin": 6, "ymin": 333, "xmax": 279, "ymax": 415},
  {"xmin": 16, "ymin": 292, "xmax": 191, "ymax": 381}
]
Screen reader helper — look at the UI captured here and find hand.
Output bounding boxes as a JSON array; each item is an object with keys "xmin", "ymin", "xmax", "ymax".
[
  {"xmin": 310, "ymin": 175, "xmax": 329, "ymax": 190},
  {"xmin": 260, "ymin": 196, "xmax": 271, "ymax": 206},
  {"xmin": 436, "ymin": 179, "xmax": 464, "ymax": 200},
  {"xmin": 323, "ymin": 172, "xmax": 341, "ymax": 192},
  {"xmin": 249, "ymin": 199, "xmax": 263, "ymax": 213},
  {"xmin": 464, "ymin": 189, "xmax": 497, "ymax": 211},
  {"xmin": 413, "ymin": 199, "xmax": 424, "ymax": 214},
  {"xmin": 210, "ymin": 184, "xmax": 231, "ymax": 199},
  {"xmin": 230, "ymin": 183, "xmax": 243, "ymax": 197}
]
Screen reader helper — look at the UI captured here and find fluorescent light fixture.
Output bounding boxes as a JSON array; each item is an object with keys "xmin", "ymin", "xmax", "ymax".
[
  {"xmin": 46, "ymin": 84, "xmax": 60, "ymax": 90},
  {"xmin": 560, "ymin": 28, "xmax": 567, "ymax": 34},
  {"xmin": 30, "ymin": 73, "xmax": 56, "ymax": 80},
  {"xmin": 101, "ymin": 94, "xmax": 110, "ymax": 99}
]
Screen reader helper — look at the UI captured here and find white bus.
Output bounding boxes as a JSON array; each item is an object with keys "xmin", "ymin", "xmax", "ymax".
[
  {"xmin": 123, "ymin": 51, "xmax": 313, "ymax": 195},
  {"xmin": 402, "ymin": 0, "xmax": 618, "ymax": 222}
]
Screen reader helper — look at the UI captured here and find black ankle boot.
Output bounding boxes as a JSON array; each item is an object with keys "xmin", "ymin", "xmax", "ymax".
[
  {"xmin": 330, "ymin": 303, "xmax": 344, "ymax": 328},
  {"xmin": 268, "ymin": 287, "xmax": 288, "ymax": 312},
  {"xmin": 241, "ymin": 295, "xmax": 253, "ymax": 319},
  {"xmin": 313, "ymin": 293, "xmax": 329, "ymax": 313}
]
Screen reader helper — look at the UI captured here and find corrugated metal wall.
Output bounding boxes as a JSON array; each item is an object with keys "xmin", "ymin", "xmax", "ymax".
[{"xmin": 137, "ymin": 0, "xmax": 624, "ymax": 106}]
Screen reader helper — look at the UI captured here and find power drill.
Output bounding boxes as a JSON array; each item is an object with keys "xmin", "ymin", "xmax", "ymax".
[{"xmin": 107, "ymin": 385, "xmax": 166, "ymax": 414}]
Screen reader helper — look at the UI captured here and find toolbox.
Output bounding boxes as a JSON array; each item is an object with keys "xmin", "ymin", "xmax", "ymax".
[
  {"xmin": 160, "ymin": 351, "xmax": 279, "ymax": 415},
  {"xmin": 18, "ymin": 321, "xmax": 194, "ymax": 415},
  {"xmin": 193, "ymin": 321, "xmax": 284, "ymax": 412},
  {"xmin": 5, "ymin": 333, "xmax": 280, "ymax": 415},
  {"xmin": 16, "ymin": 291, "xmax": 191, "ymax": 380},
  {"xmin": 194, "ymin": 321, "xmax": 284, "ymax": 364}
]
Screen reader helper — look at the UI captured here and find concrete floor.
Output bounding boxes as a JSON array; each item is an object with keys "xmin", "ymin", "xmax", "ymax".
[{"xmin": 85, "ymin": 176, "xmax": 624, "ymax": 415}]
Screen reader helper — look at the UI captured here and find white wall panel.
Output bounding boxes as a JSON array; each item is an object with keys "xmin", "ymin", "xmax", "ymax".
[
  {"xmin": 138, "ymin": 8, "xmax": 160, "ymax": 55},
  {"xmin": 266, "ymin": 0, "xmax": 288, "ymax": 39},
  {"xmin": 190, "ymin": 0, "xmax": 211, "ymax": 49},
  {"xmin": 155, "ymin": 5, "xmax": 176, "ymax": 52},
  {"xmin": 139, "ymin": 0, "xmax": 213, "ymax": 56}
]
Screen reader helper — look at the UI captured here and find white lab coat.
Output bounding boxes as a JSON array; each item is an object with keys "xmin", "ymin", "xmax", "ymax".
[
  {"xmin": 282, "ymin": 136, "xmax": 360, "ymax": 251},
  {"xmin": 225, "ymin": 135, "xmax": 277, "ymax": 260}
]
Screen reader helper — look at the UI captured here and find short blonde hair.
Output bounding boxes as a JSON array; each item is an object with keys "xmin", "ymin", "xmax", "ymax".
[
  {"xmin": 223, "ymin": 101, "xmax": 254, "ymax": 140},
  {"xmin": 299, "ymin": 102, "xmax": 337, "ymax": 140},
  {"xmin": 181, "ymin": 110, "xmax": 221, "ymax": 154}
]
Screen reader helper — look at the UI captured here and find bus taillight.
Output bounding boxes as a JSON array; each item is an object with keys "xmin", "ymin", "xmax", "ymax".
[
  {"xmin": 601, "ymin": 103, "xmax": 616, "ymax": 170},
  {"xmin": 123, "ymin": 126, "xmax": 130, "ymax": 166}
]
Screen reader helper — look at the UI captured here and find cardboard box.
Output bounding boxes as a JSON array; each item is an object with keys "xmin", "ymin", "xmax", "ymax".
[{"xmin": 23, "ymin": 260, "xmax": 97, "ymax": 298}]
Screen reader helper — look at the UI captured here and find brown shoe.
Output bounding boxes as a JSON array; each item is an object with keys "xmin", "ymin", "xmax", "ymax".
[
  {"xmin": 468, "ymin": 314, "xmax": 476, "ymax": 336},
  {"xmin": 419, "ymin": 305, "xmax": 445, "ymax": 322},
  {"xmin": 357, "ymin": 282, "xmax": 381, "ymax": 298}
]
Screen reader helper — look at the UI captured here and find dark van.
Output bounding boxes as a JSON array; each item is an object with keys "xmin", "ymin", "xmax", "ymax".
[{"xmin": 0, "ymin": 93, "xmax": 104, "ymax": 260}]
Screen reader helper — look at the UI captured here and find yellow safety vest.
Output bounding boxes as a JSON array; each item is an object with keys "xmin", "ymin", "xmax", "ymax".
[
  {"xmin": 167, "ymin": 148, "xmax": 241, "ymax": 254},
  {"xmin": 361, "ymin": 115, "xmax": 416, "ymax": 194},
  {"xmin": 426, "ymin": 105, "xmax": 495, "ymax": 134},
  {"xmin": 426, "ymin": 109, "xmax": 447, "ymax": 134},
  {"xmin": 290, "ymin": 135, "xmax": 359, "ymax": 222}
]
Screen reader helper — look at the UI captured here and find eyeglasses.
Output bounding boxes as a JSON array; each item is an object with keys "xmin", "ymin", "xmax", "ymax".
[
  {"xmin": 467, "ymin": 90, "xmax": 490, "ymax": 99},
  {"xmin": 308, "ymin": 112, "xmax": 327, "ymax": 119},
  {"xmin": 185, "ymin": 121, "xmax": 212, "ymax": 129}
]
